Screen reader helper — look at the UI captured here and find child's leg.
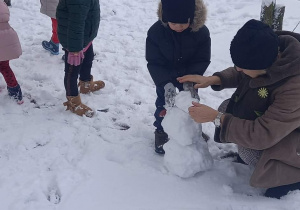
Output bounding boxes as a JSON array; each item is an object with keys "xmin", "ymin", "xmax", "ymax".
[
  {"xmin": 0, "ymin": 60, "xmax": 18, "ymax": 87},
  {"xmin": 154, "ymin": 86, "xmax": 166, "ymax": 131},
  {"xmin": 153, "ymin": 86, "xmax": 170, "ymax": 154},
  {"xmin": 64, "ymin": 51, "xmax": 81, "ymax": 96},
  {"xmin": 79, "ymin": 44, "xmax": 94, "ymax": 81},
  {"xmin": 77, "ymin": 44, "xmax": 104, "ymax": 94},
  {"xmin": 51, "ymin": 18, "xmax": 59, "ymax": 44},
  {"xmin": 41, "ymin": 18, "xmax": 59, "ymax": 55},
  {"xmin": 63, "ymin": 50, "xmax": 94, "ymax": 117},
  {"xmin": 0, "ymin": 60, "xmax": 23, "ymax": 102}
]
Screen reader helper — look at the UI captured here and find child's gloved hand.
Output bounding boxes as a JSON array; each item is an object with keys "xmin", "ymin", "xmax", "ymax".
[
  {"xmin": 164, "ymin": 82, "xmax": 176, "ymax": 107},
  {"xmin": 183, "ymin": 82, "xmax": 200, "ymax": 101},
  {"xmin": 67, "ymin": 51, "xmax": 84, "ymax": 66}
]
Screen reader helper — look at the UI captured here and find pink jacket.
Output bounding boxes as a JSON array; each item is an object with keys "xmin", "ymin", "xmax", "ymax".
[{"xmin": 0, "ymin": 1, "xmax": 22, "ymax": 62}]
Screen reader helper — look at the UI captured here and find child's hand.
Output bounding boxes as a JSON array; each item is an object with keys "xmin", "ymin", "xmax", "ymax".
[{"xmin": 67, "ymin": 51, "xmax": 84, "ymax": 66}]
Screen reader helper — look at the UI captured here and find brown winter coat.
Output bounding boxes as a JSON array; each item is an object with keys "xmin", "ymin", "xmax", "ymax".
[
  {"xmin": 214, "ymin": 35, "xmax": 300, "ymax": 188},
  {"xmin": 40, "ymin": 0, "xmax": 59, "ymax": 19},
  {"xmin": 0, "ymin": 1, "xmax": 22, "ymax": 61}
]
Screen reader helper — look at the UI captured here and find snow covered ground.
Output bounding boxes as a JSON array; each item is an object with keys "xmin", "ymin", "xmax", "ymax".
[{"xmin": 1, "ymin": 0, "xmax": 300, "ymax": 209}]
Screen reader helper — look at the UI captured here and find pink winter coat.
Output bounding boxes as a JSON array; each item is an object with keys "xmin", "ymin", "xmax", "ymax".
[{"xmin": 0, "ymin": 1, "xmax": 22, "ymax": 62}]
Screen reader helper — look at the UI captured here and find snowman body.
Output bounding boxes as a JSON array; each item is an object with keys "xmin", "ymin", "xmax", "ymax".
[{"xmin": 162, "ymin": 91, "xmax": 213, "ymax": 178}]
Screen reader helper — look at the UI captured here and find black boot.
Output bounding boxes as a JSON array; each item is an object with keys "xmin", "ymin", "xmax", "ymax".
[
  {"xmin": 7, "ymin": 84, "xmax": 23, "ymax": 102},
  {"xmin": 154, "ymin": 130, "xmax": 169, "ymax": 155}
]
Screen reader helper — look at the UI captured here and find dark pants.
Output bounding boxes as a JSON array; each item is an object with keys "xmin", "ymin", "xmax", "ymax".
[
  {"xmin": 154, "ymin": 82, "xmax": 183, "ymax": 131},
  {"xmin": 64, "ymin": 44, "xmax": 94, "ymax": 96}
]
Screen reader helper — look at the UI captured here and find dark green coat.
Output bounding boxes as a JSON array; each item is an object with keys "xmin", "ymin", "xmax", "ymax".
[{"xmin": 56, "ymin": 0, "xmax": 100, "ymax": 52}]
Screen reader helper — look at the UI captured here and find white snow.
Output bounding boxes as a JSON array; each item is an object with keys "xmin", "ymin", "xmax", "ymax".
[{"xmin": 1, "ymin": 0, "xmax": 300, "ymax": 209}]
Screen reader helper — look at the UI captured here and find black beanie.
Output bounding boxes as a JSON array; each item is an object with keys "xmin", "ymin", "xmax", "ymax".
[
  {"xmin": 230, "ymin": 19, "xmax": 279, "ymax": 70},
  {"xmin": 162, "ymin": 0, "xmax": 195, "ymax": 24}
]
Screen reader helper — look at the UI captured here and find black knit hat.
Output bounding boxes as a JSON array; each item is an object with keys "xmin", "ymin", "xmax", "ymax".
[
  {"xmin": 230, "ymin": 19, "xmax": 279, "ymax": 70},
  {"xmin": 162, "ymin": 0, "xmax": 195, "ymax": 24}
]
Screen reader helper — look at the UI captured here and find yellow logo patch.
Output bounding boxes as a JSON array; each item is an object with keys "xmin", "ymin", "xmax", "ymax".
[{"xmin": 258, "ymin": 87, "xmax": 268, "ymax": 98}]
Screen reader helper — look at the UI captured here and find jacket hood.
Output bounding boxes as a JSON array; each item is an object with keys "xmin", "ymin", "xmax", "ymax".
[
  {"xmin": 157, "ymin": 0, "xmax": 207, "ymax": 32},
  {"xmin": 250, "ymin": 35, "xmax": 300, "ymax": 88}
]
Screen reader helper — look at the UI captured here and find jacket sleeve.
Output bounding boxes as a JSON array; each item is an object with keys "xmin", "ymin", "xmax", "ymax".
[
  {"xmin": 186, "ymin": 26, "xmax": 211, "ymax": 76},
  {"xmin": 66, "ymin": 0, "xmax": 90, "ymax": 52},
  {"xmin": 220, "ymin": 76, "xmax": 300, "ymax": 150},
  {"xmin": 211, "ymin": 67, "xmax": 243, "ymax": 91},
  {"xmin": 146, "ymin": 29, "xmax": 171, "ymax": 87}
]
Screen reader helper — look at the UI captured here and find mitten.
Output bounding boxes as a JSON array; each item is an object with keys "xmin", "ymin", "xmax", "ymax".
[
  {"xmin": 183, "ymin": 82, "xmax": 200, "ymax": 101},
  {"xmin": 67, "ymin": 51, "xmax": 84, "ymax": 66},
  {"xmin": 164, "ymin": 82, "xmax": 176, "ymax": 107}
]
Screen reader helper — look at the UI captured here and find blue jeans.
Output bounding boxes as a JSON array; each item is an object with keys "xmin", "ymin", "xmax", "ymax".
[{"xmin": 154, "ymin": 82, "xmax": 183, "ymax": 131}]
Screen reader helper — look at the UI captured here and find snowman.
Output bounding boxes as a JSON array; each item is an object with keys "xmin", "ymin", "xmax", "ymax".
[{"xmin": 162, "ymin": 82, "xmax": 213, "ymax": 178}]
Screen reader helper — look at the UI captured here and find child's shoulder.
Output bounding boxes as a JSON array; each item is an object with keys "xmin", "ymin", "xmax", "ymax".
[
  {"xmin": 148, "ymin": 21, "xmax": 166, "ymax": 34},
  {"xmin": 194, "ymin": 25, "xmax": 209, "ymax": 34}
]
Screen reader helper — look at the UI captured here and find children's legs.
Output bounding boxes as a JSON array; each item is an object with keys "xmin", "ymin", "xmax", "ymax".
[
  {"xmin": 0, "ymin": 60, "xmax": 23, "ymax": 102},
  {"xmin": 154, "ymin": 86, "xmax": 166, "ymax": 131},
  {"xmin": 79, "ymin": 44, "xmax": 94, "ymax": 81},
  {"xmin": 64, "ymin": 51, "xmax": 81, "ymax": 96},
  {"xmin": 0, "ymin": 61, "xmax": 18, "ymax": 87},
  {"xmin": 51, "ymin": 18, "xmax": 59, "ymax": 44},
  {"xmin": 63, "ymin": 50, "xmax": 94, "ymax": 117}
]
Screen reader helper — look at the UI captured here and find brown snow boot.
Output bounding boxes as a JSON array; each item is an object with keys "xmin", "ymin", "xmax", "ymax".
[
  {"xmin": 63, "ymin": 95, "xmax": 94, "ymax": 117},
  {"xmin": 78, "ymin": 75, "xmax": 105, "ymax": 94}
]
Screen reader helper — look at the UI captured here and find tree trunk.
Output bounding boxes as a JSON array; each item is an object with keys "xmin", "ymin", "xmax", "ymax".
[
  {"xmin": 260, "ymin": 1, "xmax": 285, "ymax": 31},
  {"xmin": 260, "ymin": 1, "xmax": 276, "ymax": 29},
  {"xmin": 273, "ymin": 5, "xmax": 285, "ymax": 31}
]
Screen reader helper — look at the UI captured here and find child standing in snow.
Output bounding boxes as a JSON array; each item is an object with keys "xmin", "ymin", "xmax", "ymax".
[
  {"xmin": 146, "ymin": 0, "xmax": 211, "ymax": 154},
  {"xmin": 40, "ymin": 0, "xmax": 60, "ymax": 55},
  {"xmin": 0, "ymin": 0, "xmax": 23, "ymax": 103},
  {"xmin": 56, "ymin": 0, "xmax": 105, "ymax": 117}
]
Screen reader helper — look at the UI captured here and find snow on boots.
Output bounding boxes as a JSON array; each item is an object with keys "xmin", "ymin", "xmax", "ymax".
[
  {"xmin": 63, "ymin": 95, "xmax": 94, "ymax": 117},
  {"xmin": 78, "ymin": 75, "xmax": 105, "ymax": 94}
]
